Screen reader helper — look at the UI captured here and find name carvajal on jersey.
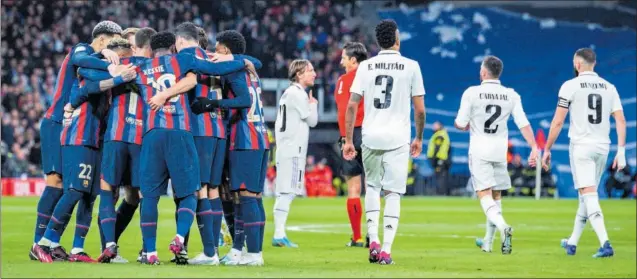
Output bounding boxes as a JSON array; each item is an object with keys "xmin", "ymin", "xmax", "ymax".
[{"xmin": 479, "ymin": 93, "xmax": 509, "ymax": 101}]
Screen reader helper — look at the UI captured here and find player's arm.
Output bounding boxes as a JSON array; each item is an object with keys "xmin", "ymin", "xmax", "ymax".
[
  {"xmin": 67, "ymin": 73, "xmax": 136, "ymax": 110},
  {"xmin": 511, "ymin": 92, "xmax": 538, "ymax": 166},
  {"xmin": 234, "ymin": 54, "xmax": 263, "ymax": 70},
  {"xmin": 200, "ymin": 72, "xmax": 251, "ymax": 110},
  {"xmin": 410, "ymin": 62, "xmax": 427, "ymax": 157},
  {"xmin": 611, "ymin": 88, "xmax": 626, "ymax": 170},
  {"xmin": 182, "ymin": 53, "xmax": 247, "ymax": 76},
  {"xmin": 344, "ymin": 65, "xmax": 365, "ymax": 144},
  {"xmin": 70, "ymin": 45, "xmax": 120, "ymax": 74},
  {"xmin": 454, "ymin": 90, "xmax": 471, "ymax": 131},
  {"xmin": 147, "ymin": 72, "xmax": 198, "ymax": 111},
  {"xmin": 78, "ymin": 68, "xmax": 112, "ymax": 81},
  {"xmin": 413, "ymin": 96, "xmax": 425, "ymax": 141},
  {"xmin": 544, "ymin": 83, "xmax": 572, "ymax": 152}
]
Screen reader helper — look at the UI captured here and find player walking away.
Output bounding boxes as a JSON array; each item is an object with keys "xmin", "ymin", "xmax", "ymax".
[
  {"xmin": 454, "ymin": 56, "xmax": 538, "ymax": 255},
  {"xmin": 30, "ymin": 20, "xmax": 126, "ymax": 263},
  {"xmin": 335, "ymin": 42, "xmax": 370, "ymax": 248},
  {"xmin": 542, "ymin": 48, "xmax": 625, "ymax": 258},
  {"xmin": 272, "ymin": 59, "xmax": 319, "ymax": 248},
  {"xmin": 342, "ymin": 19, "xmax": 426, "ymax": 265}
]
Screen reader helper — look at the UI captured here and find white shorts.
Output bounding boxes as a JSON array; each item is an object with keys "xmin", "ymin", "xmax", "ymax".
[
  {"xmin": 362, "ymin": 144, "xmax": 409, "ymax": 194},
  {"xmin": 468, "ymin": 154, "xmax": 511, "ymax": 192},
  {"xmin": 569, "ymin": 143, "xmax": 608, "ymax": 189},
  {"xmin": 275, "ymin": 157, "xmax": 305, "ymax": 195}
]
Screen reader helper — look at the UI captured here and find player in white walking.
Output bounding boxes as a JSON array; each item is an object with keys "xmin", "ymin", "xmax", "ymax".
[
  {"xmin": 342, "ymin": 19, "xmax": 426, "ymax": 265},
  {"xmin": 454, "ymin": 55, "xmax": 539, "ymax": 255},
  {"xmin": 542, "ymin": 48, "xmax": 625, "ymax": 258},
  {"xmin": 272, "ymin": 59, "xmax": 318, "ymax": 248}
]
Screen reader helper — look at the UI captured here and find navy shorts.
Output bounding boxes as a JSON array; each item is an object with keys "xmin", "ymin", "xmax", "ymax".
[
  {"xmin": 40, "ymin": 118, "xmax": 63, "ymax": 176},
  {"xmin": 229, "ymin": 149, "xmax": 268, "ymax": 193},
  {"xmin": 101, "ymin": 141, "xmax": 141, "ymax": 188},
  {"xmin": 62, "ymin": 145, "xmax": 101, "ymax": 195},
  {"xmin": 139, "ymin": 129, "xmax": 200, "ymax": 199},
  {"xmin": 210, "ymin": 138, "xmax": 227, "ymax": 188}
]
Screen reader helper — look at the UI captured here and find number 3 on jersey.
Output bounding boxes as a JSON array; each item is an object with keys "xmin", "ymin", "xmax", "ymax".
[
  {"xmin": 374, "ymin": 75, "xmax": 394, "ymax": 109},
  {"xmin": 247, "ymin": 86, "xmax": 263, "ymax": 122}
]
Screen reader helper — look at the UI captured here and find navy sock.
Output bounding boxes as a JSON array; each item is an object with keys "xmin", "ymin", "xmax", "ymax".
[
  {"xmin": 196, "ymin": 198, "xmax": 215, "ymax": 257},
  {"xmin": 114, "ymin": 199, "xmax": 138, "ymax": 243},
  {"xmin": 222, "ymin": 200, "xmax": 235, "ymax": 239},
  {"xmin": 176, "ymin": 194, "xmax": 196, "ymax": 239},
  {"xmin": 43, "ymin": 189, "xmax": 82, "ymax": 243},
  {"xmin": 232, "ymin": 202, "xmax": 244, "ymax": 251},
  {"xmin": 141, "ymin": 196, "xmax": 159, "ymax": 253},
  {"xmin": 73, "ymin": 194, "xmax": 96, "ymax": 250},
  {"xmin": 173, "ymin": 198, "xmax": 190, "ymax": 248},
  {"xmin": 97, "ymin": 214, "xmax": 106, "ymax": 252},
  {"xmin": 257, "ymin": 197, "xmax": 266, "ymax": 252},
  {"xmin": 34, "ymin": 186, "xmax": 63, "ymax": 243},
  {"xmin": 240, "ymin": 196, "xmax": 260, "ymax": 253},
  {"xmin": 98, "ymin": 190, "xmax": 116, "ymax": 244},
  {"xmin": 138, "ymin": 198, "xmax": 146, "ymax": 253},
  {"xmin": 209, "ymin": 198, "xmax": 223, "ymax": 253}
]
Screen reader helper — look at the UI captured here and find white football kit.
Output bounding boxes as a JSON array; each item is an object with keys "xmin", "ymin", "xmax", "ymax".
[
  {"xmin": 455, "ymin": 80, "xmax": 530, "ymax": 191},
  {"xmin": 350, "ymin": 49, "xmax": 425, "ymax": 194},
  {"xmin": 558, "ymin": 71, "xmax": 623, "ymax": 189},
  {"xmin": 274, "ymin": 83, "xmax": 318, "ymax": 195}
]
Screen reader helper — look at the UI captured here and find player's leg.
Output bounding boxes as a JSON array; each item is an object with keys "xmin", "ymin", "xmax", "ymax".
[
  {"xmin": 256, "ymin": 150, "xmax": 269, "ymax": 255},
  {"xmin": 476, "ymin": 190, "xmax": 499, "ymax": 252},
  {"xmin": 219, "ymin": 175, "xmax": 235, "ymax": 244},
  {"xmin": 478, "ymin": 163, "xmax": 512, "ymax": 252},
  {"xmin": 208, "ymin": 138, "xmax": 227, "ymax": 255},
  {"xmin": 272, "ymin": 157, "xmax": 300, "ymax": 247},
  {"xmin": 361, "ymin": 146, "xmax": 383, "ymax": 263},
  {"xmin": 344, "ymin": 128, "xmax": 365, "ymax": 247},
  {"xmin": 114, "ymin": 143, "xmax": 142, "ymax": 247},
  {"xmin": 31, "ymin": 119, "xmax": 65, "ymax": 262}
]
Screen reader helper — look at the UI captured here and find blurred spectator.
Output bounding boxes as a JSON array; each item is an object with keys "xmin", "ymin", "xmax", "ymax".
[
  {"xmin": 305, "ymin": 157, "xmax": 336, "ymax": 197},
  {"xmin": 604, "ymin": 165, "xmax": 634, "ymax": 199},
  {"xmin": 427, "ymin": 121, "xmax": 451, "ymax": 195},
  {"xmin": 508, "ymin": 154, "xmax": 525, "ymax": 190}
]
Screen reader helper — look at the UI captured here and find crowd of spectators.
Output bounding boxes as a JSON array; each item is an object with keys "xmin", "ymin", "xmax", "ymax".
[{"xmin": 1, "ymin": 0, "xmax": 375, "ymax": 178}]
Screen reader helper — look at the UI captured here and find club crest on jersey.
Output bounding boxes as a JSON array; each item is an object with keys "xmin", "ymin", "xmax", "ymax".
[{"xmin": 83, "ymin": 180, "xmax": 89, "ymax": 187}]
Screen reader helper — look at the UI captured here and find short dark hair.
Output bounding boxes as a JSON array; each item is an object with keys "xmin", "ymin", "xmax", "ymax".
[
  {"xmin": 197, "ymin": 27, "xmax": 208, "ymax": 50},
  {"xmin": 575, "ymin": 48, "xmax": 596, "ymax": 64},
  {"xmin": 135, "ymin": 27, "xmax": 157, "ymax": 49},
  {"xmin": 92, "ymin": 20, "xmax": 123, "ymax": 38},
  {"xmin": 107, "ymin": 38, "xmax": 131, "ymax": 50},
  {"xmin": 375, "ymin": 19, "xmax": 398, "ymax": 49},
  {"xmin": 174, "ymin": 22, "xmax": 199, "ymax": 42},
  {"xmin": 150, "ymin": 31, "xmax": 176, "ymax": 52},
  {"xmin": 482, "ymin": 56, "xmax": 503, "ymax": 78},
  {"xmin": 343, "ymin": 42, "xmax": 368, "ymax": 63},
  {"xmin": 216, "ymin": 30, "xmax": 246, "ymax": 54}
]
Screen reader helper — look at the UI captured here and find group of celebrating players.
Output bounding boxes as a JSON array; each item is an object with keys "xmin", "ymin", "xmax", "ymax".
[{"xmin": 28, "ymin": 16, "xmax": 626, "ymax": 268}]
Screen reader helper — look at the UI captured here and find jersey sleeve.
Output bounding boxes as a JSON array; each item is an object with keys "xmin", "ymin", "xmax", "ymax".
[
  {"xmin": 411, "ymin": 62, "xmax": 426, "ymax": 97},
  {"xmin": 557, "ymin": 81, "xmax": 573, "ymax": 108},
  {"xmin": 70, "ymin": 45, "xmax": 110, "ymax": 70},
  {"xmin": 292, "ymin": 89, "xmax": 311, "ymax": 120},
  {"xmin": 510, "ymin": 91, "xmax": 531, "ymax": 129},
  {"xmin": 454, "ymin": 89, "xmax": 472, "ymax": 128},
  {"xmin": 78, "ymin": 68, "xmax": 112, "ymax": 81},
  {"xmin": 181, "ymin": 54, "xmax": 246, "ymax": 76},
  {"xmin": 611, "ymin": 85, "xmax": 623, "ymax": 113},
  {"xmin": 349, "ymin": 63, "xmax": 364, "ymax": 96},
  {"xmin": 217, "ymin": 71, "xmax": 251, "ymax": 109}
]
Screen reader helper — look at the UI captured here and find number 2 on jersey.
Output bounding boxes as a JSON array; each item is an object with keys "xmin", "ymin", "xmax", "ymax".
[
  {"xmin": 484, "ymin": 104, "xmax": 502, "ymax": 134},
  {"xmin": 587, "ymin": 93, "xmax": 602, "ymax": 124},
  {"xmin": 373, "ymin": 75, "xmax": 393, "ymax": 109},
  {"xmin": 247, "ymin": 86, "xmax": 263, "ymax": 122}
]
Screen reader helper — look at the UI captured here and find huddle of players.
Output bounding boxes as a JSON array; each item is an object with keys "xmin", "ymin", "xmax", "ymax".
[{"xmin": 30, "ymin": 20, "xmax": 271, "ymax": 266}]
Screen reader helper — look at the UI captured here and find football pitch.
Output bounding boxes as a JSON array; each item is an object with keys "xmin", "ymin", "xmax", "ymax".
[{"xmin": 1, "ymin": 197, "xmax": 635, "ymax": 278}]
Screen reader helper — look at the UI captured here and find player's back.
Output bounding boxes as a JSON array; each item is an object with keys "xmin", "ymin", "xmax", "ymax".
[
  {"xmin": 105, "ymin": 57, "xmax": 146, "ymax": 144},
  {"xmin": 352, "ymin": 50, "xmax": 424, "ymax": 150},
  {"xmin": 225, "ymin": 70, "xmax": 269, "ymax": 150},
  {"xmin": 275, "ymin": 83, "xmax": 309, "ymax": 157},
  {"xmin": 61, "ymin": 78, "xmax": 109, "ymax": 148},
  {"xmin": 559, "ymin": 71, "xmax": 621, "ymax": 147}
]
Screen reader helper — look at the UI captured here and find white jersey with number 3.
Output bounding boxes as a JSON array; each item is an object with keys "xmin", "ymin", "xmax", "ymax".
[
  {"xmin": 350, "ymin": 50, "xmax": 425, "ymax": 150},
  {"xmin": 455, "ymin": 80, "xmax": 530, "ymax": 163},
  {"xmin": 557, "ymin": 71, "xmax": 623, "ymax": 149}
]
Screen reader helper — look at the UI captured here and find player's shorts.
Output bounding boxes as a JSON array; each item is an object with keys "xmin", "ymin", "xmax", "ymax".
[
  {"xmin": 62, "ymin": 145, "xmax": 101, "ymax": 195},
  {"xmin": 139, "ymin": 129, "xmax": 201, "ymax": 199},
  {"xmin": 229, "ymin": 149, "xmax": 268, "ymax": 193},
  {"xmin": 362, "ymin": 144, "xmax": 409, "ymax": 194},
  {"xmin": 101, "ymin": 141, "xmax": 141, "ymax": 188},
  {"xmin": 339, "ymin": 127, "xmax": 364, "ymax": 177},
  {"xmin": 193, "ymin": 136, "xmax": 227, "ymax": 187},
  {"xmin": 40, "ymin": 118, "xmax": 63, "ymax": 176},
  {"xmin": 569, "ymin": 143, "xmax": 608, "ymax": 189},
  {"xmin": 275, "ymin": 156, "xmax": 306, "ymax": 195},
  {"xmin": 468, "ymin": 154, "xmax": 511, "ymax": 192}
]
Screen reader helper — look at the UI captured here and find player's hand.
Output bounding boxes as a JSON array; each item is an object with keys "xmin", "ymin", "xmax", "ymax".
[
  {"xmin": 613, "ymin": 147, "xmax": 626, "ymax": 170},
  {"xmin": 120, "ymin": 67, "xmax": 137, "ymax": 82},
  {"xmin": 108, "ymin": 64, "xmax": 133, "ymax": 77},
  {"xmin": 410, "ymin": 138, "xmax": 423, "ymax": 158},
  {"xmin": 148, "ymin": 94, "xmax": 168, "ymax": 112},
  {"xmin": 342, "ymin": 141, "xmax": 357, "ymax": 161},
  {"xmin": 309, "ymin": 90, "xmax": 318, "ymax": 104},
  {"xmin": 528, "ymin": 146, "xmax": 538, "ymax": 168},
  {"xmin": 63, "ymin": 103, "xmax": 74, "ymax": 118},
  {"xmin": 209, "ymin": 53, "xmax": 234, "ymax": 62},
  {"xmin": 191, "ymin": 97, "xmax": 218, "ymax": 114},
  {"xmin": 244, "ymin": 59, "xmax": 256, "ymax": 73},
  {"xmin": 541, "ymin": 150, "xmax": 551, "ymax": 171},
  {"xmin": 101, "ymin": 49, "xmax": 120, "ymax": 65}
]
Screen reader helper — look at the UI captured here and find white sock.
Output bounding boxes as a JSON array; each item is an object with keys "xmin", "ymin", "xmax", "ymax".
[
  {"xmin": 106, "ymin": 242, "xmax": 116, "ymax": 248},
  {"xmin": 582, "ymin": 192, "xmax": 609, "ymax": 246},
  {"xmin": 147, "ymin": 251, "xmax": 157, "ymax": 257},
  {"xmin": 365, "ymin": 186, "xmax": 381, "ymax": 244},
  {"xmin": 483, "ymin": 199, "xmax": 501, "ymax": 246},
  {"xmin": 71, "ymin": 248, "xmax": 84, "ymax": 255},
  {"xmin": 382, "ymin": 192, "xmax": 400, "ymax": 254},
  {"xmin": 480, "ymin": 195, "xmax": 508, "ymax": 234},
  {"xmin": 176, "ymin": 234, "xmax": 185, "ymax": 243},
  {"xmin": 50, "ymin": 242, "xmax": 60, "ymax": 248},
  {"xmin": 273, "ymin": 193, "xmax": 295, "ymax": 239},
  {"xmin": 38, "ymin": 237, "xmax": 52, "ymax": 247},
  {"xmin": 567, "ymin": 196, "xmax": 587, "ymax": 246}
]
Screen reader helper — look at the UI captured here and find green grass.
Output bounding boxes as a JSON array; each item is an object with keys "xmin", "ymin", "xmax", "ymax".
[{"xmin": 1, "ymin": 197, "xmax": 635, "ymax": 278}]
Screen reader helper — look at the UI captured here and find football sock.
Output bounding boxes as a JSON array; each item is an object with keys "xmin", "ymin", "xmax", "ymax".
[
  {"xmin": 365, "ymin": 186, "xmax": 381, "ymax": 244},
  {"xmin": 173, "ymin": 198, "xmax": 190, "ymax": 248},
  {"xmin": 241, "ymin": 196, "xmax": 260, "ymax": 253},
  {"xmin": 484, "ymin": 199, "xmax": 501, "ymax": 245},
  {"xmin": 567, "ymin": 196, "xmax": 587, "ymax": 246},
  {"xmin": 232, "ymin": 202, "xmax": 245, "ymax": 251},
  {"xmin": 382, "ymin": 192, "xmax": 400, "ymax": 254},
  {"xmin": 114, "ymin": 199, "xmax": 138, "ymax": 243},
  {"xmin": 73, "ymin": 194, "xmax": 95, "ymax": 250},
  {"xmin": 141, "ymin": 196, "xmax": 159, "ymax": 253},
  {"xmin": 257, "ymin": 197, "xmax": 266, "ymax": 252},
  {"xmin": 347, "ymin": 197, "xmax": 363, "ymax": 241},
  {"xmin": 479, "ymin": 195, "xmax": 508, "ymax": 233},
  {"xmin": 34, "ymin": 186, "xmax": 63, "ymax": 243},
  {"xmin": 40, "ymin": 189, "xmax": 83, "ymax": 247},
  {"xmin": 209, "ymin": 197, "xmax": 223, "ymax": 254},
  {"xmin": 99, "ymin": 190, "xmax": 117, "ymax": 244},
  {"xmin": 273, "ymin": 193, "xmax": 294, "ymax": 239},
  {"xmin": 222, "ymin": 200, "xmax": 235, "ymax": 238},
  {"xmin": 176, "ymin": 194, "xmax": 197, "ymax": 240},
  {"xmin": 196, "ymin": 198, "xmax": 215, "ymax": 257},
  {"xmin": 582, "ymin": 192, "xmax": 609, "ymax": 246}
]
